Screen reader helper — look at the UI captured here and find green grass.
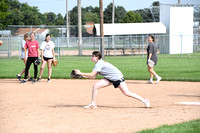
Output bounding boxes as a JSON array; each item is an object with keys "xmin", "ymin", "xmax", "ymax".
[
  {"xmin": 135, "ymin": 119, "xmax": 200, "ymax": 133},
  {"xmin": 0, "ymin": 53, "xmax": 199, "ymax": 81}
]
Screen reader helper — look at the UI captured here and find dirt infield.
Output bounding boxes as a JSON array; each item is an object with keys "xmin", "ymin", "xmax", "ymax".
[{"xmin": 0, "ymin": 79, "xmax": 199, "ymax": 133}]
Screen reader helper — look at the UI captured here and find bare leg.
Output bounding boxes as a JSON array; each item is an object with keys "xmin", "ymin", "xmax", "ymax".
[
  {"xmin": 148, "ymin": 66, "xmax": 157, "ymax": 78},
  {"xmin": 47, "ymin": 59, "xmax": 53, "ymax": 79},
  {"xmin": 118, "ymin": 82, "xmax": 145, "ymax": 102},
  {"xmin": 38, "ymin": 60, "xmax": 47, "ymax": 78},
  {"xmin": 91, "ymin": 78, "xmax": 111, "ymax": 104}
]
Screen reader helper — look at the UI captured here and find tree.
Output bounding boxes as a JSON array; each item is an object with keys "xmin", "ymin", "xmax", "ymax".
[
  {"xmin": 104, "ymin": 3, "xmax": 113, "ymax": 23},
  {"xmin": 104, "ymin": 3, "xmax": 127, "ymax": 23},
  {"xmin": 44, "ymin": 12, "xmax": 57, "ymax": 25},
  {"xmin": 121, "ymin": 11, "xmax": 143, "ymax": 23},
  {"xmin": 55, "ymin": 13, "xmax": 65, "ymax": 25},
  {"xmin": 69, "ymin": 6, "xmax": 86, "ymax": 25},
  {"xmin": 84, "ymin": 12, "xmax": 99, "ymax": 23},
  {"xmin": 0, "ymin": 0, "xmax": 11, "ymax": 29},
  {"xmin": 115, "ymin": 6, "xmax": 126, "ymax": 23}
]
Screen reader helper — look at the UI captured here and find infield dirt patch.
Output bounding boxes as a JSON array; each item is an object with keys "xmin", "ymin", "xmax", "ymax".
[{"xmin": 0, "ymin": 79, "xmax": 199, "ymax": 133}]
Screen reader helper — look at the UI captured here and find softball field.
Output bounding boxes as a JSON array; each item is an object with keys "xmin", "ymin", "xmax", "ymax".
[{"xmin": 0, "ymin": 79, "xmax": 199, "ymax": 133}]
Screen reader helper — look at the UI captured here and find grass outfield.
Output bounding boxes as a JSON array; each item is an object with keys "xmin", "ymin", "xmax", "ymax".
[
  {"xmin": 0, "ymin": 53, "xmax": 199, "ymax": 81},
  {"xmin": 135, "ymin": 119, "xmax": 200, "ymax": 133}
]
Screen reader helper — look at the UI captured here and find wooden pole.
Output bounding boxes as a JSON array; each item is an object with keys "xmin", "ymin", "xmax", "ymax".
[{"xmin": 99, "ymin": 0, "xmax": 104, "ymax": 58}]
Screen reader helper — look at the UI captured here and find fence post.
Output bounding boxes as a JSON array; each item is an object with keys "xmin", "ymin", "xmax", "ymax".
[
  {"xmin": 180, "ymin": 32, "xmax": 183, "ymax": 58},
  {"xmin": 142, "ymin": 35, "xmax": 144, "ymax": 58}
]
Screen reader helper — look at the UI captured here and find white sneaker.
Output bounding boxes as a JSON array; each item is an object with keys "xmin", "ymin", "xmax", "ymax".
[
  {"xmin": 156, "ymin": 77, "xmax": 162, "ymax": 84},
  {"xmin": 84, "ymin": 103, "xmax": 97, "ymax": 109},
  {"xmin": 143, "ymin": 99, "xmax": 150, "ymax": 108},
  {"xmin": 146, "ymin": 81, "xmax": 153, "ymax": 84}
]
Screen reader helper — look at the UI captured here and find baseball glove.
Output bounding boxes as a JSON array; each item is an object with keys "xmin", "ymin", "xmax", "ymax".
[
  {"xmin": 70, "ymin": 69, "xmax": 83, "ymax": 79},
  {"xmin": 148, "ymin": 59, "xmax": 155, "ymax": 67},
  {"xmin": 52, "ymin": 58, "xmax": 58, "ymax": 67},
  {"xmin": 34, "ymin": 58, "xmax": 41, "ymax": 65}
]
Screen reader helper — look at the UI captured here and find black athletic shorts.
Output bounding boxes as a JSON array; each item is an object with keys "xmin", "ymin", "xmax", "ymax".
[
  {"xmin": 106, "ymin": 77, "xmax": 125, "ymax": 88},
  {"xmin": 43, "ymin": 56, "xmax": 53, "ymax": 61}
]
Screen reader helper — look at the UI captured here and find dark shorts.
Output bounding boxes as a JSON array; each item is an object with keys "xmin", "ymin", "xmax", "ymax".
[
  {"xmin": 43, "ymin": 56, "xmax": 53, "ymax": 61},
  {"xmin": 106, "ymin": 77, "xmax": 125, "ymax": 88}
]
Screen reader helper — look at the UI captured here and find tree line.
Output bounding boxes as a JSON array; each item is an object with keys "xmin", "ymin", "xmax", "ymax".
[{"xmin": 0, "ymin": 0, "xmax": 159, "ymax": 30}]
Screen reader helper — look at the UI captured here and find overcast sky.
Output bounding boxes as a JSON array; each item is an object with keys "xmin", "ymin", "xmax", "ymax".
[{"xmin": 18, "ymin": 0, "xmax": 200, "ymax": 16}]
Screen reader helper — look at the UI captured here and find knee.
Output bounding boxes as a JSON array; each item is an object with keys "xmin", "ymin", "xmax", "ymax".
[
  {"xmin": 123, "ymin": 90, "xmax": 131, "ymax": 97},
  {"xmin": 93, "ymin": 84, "xmax": 100, "ymax": 90}
]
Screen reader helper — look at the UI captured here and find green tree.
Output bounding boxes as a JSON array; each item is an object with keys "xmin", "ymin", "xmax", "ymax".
[
  {"xmin": 104, "ymin": 3, "xmax": 126, "ymax": 23},
  {"xmin": 103, "ymin": 3, "xmax": 113, "ymax": 23},
  {"xmin": 0, "ymin": 0, "xmax": 11, "ymax": 29},
  {"xmin": 121, "ymin": 11, "xmax": 143, "ymax": 23},
  {"xmin": 69, "ymin": 6, "xmax": 86, "ymax": 25},
  {"xmin": 44, "ymin": 12, "xmax": 56, "ymax": 25},
  {"xmin": 55, "ymin": 13, "xmax": 65, "ymax": 25},
  {"xmin": 84, "ymin": 12, "xmax": 99, "ymax": 23},
  {"xmin": 115, "ymin": 6, "xmax": 126, "ymax": 23}
]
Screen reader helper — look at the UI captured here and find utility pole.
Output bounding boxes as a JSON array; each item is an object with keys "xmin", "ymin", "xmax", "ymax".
[
  {"xmin": 178, "ymin": 0, "xmax": 181, "ymax": 4},
  {"xmin": 66, "ymin": 0, "xmax": 69, "ymax": 47},
  {"xmin": 112, "ymin": 0, "xmax": 115, "ymax": 55},
  {"xmin": 99, "ymin": 0, "xmax": 104, "ymax": 58},
  {"xmin": 78, "ymin": 0, "xmax": 82, "ymax": 55}
]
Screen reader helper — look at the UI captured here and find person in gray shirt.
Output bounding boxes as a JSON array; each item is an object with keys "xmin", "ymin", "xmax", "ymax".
[
  {"xmin": 147, "ymin": 35, "xmax": 162, "ymax": 84},
  {"xmin": 75, "ymin": 51, "xmax": 150, "ymax": 109}
]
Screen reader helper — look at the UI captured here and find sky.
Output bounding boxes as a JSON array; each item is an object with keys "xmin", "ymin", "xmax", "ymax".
[{"xmin": 18, "ymin": 0, "xmax": 200, "ymax": 17}]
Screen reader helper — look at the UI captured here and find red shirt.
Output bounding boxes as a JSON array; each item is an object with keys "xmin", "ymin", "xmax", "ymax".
[{"xmin": 25, "ymin": 40, "xmax": 39, "ymax": 57}]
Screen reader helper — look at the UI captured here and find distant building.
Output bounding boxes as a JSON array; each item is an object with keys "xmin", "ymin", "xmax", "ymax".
[{"xmin": 14, "ymin": 28, "xmax": 49, "ymax": 38}]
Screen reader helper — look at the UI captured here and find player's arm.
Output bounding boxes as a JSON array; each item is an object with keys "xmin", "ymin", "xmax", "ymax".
[
  {"xmin": 76, "ymin": 70, "xmax": 98, "ymax": 79},
  {"xmin": 52, "ymin": 48, "xmax": 55, "ymax": 59},
  {"xmin": 24, "ymin": 48, "xmax": 27, "ymax": 59},
  {"xmin": 148, "ymin": 53, "xmax": 152, "ymax": 60},
  {"xmin": 37, "ymin": 48, "xmax": 40, "ymax": 58},
  {"xmin": 40, "ymin": 49, "xmax": 44, "ymax": 61}
]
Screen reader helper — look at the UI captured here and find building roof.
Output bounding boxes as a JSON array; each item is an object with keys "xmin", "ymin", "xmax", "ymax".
[
  {"xmin": 94, "ymin": 22, "xmax": 166, "ymax": 36},
  {"xmin": 14, "ymin": 28, "xmax": 48, "ymax": 36}
]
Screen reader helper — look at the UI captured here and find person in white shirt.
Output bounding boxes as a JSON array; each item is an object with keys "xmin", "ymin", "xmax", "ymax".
[
  {"xmin": 75, "ymin": 51, "xmax": 150, "ymax": 109},
  {"xmin": 37, "ymin": 34, "xmax": 55, "ymax": 82},
  {"xmin": 16, "ymin": 33, "xmax": 32, "ymax": 81}
]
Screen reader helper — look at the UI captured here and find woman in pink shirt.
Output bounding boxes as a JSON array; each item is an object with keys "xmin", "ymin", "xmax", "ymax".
[{"xmin": 21, "ymin": 32, "xmax": 40, "ymax": 84}]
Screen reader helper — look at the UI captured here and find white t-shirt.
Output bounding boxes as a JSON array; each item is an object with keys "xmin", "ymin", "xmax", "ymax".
[
  {"xmin": 21, "ymin": 40, "xmax": 28, "ymax": 59},
  {"xmin": 40, "ymin": 41, "xmax": 55, "ymax": 58},
  {"xmin": 93, "ymin": 60, "xmax": 124, "ymax": 81}
]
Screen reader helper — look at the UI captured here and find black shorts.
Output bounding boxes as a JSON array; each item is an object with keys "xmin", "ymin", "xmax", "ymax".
[
  {"xmin": 43, "ymin": 56, "xmax": 53, "ymax": 61},
  {"xmin": 106, "ymin": 77, "xmax": 125, "ymax": 88}
]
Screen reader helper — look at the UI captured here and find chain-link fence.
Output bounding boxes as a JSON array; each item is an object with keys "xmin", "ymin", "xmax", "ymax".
[{"xmin": 0, "ymin": 34, "xmax": 199, "ymax": 59}]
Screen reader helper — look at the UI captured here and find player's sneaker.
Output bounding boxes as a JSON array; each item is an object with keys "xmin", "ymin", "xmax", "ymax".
[
  {"xmin": 21, "ymin": 79, "xmax": 27, "ymax": 84},
  {"xmin": 47, "ymin": 78, "xmax": 51, "ymax": 82},
  {"xmin": 143, "ymin": 99, "xmax": 150, "ymax": 108},
  {"xmin": 84, "ymin": 103, "xmax": 97, "ymax": 109},
  {"xmin": 146, "ymin": 81, "xmax": 153, "ymax": 84},
  {"xmin": 28, "ymin": 78, "xmax": 33, "ymax": 81},
  {"xmin": 32, "ymin": 79, "xmax": 36, "ymax": 84},
  {"xmin": 156, "ymin": 77, "xmax": 162, "ymax": 84},
  {"xmin": 37, "ymin": 78, "xmax": 41, "ymax": 82},
  {"xmin": 16, "ymin": 74, "xmax": 21, "ymax": 81}
]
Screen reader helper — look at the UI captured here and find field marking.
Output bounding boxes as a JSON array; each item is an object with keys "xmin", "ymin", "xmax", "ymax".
[{"xmin": 176, "ymin": 101, "xmax": 200, "ymax": 106}]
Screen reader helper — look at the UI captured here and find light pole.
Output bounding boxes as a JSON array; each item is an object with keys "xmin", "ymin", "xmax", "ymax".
[
  {"xmin": 66, "ymin": 0, "xmax": 69, "ymax": 47},
  {"xmin": 78, "ymin": 0, "xmax": 82, "ymax": 55}
]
